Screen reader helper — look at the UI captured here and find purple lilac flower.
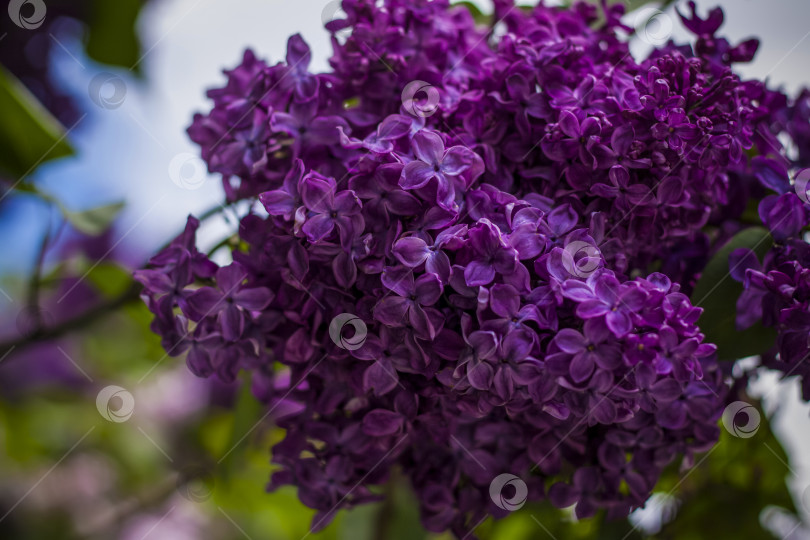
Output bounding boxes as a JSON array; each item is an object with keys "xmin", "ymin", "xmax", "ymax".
[
  {"xmin": 137, "ymin": 0, "xmax": 810, "ymax": 536},
  {"xmin": 400, "ymin": 130, "xmax": 481, "ymax": 210}
]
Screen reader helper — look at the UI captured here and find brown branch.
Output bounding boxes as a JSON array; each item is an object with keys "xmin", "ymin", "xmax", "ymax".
[
  {"xmin": 373, "ymin": 471, "xmax": 399, "ymax": 540},
  {"xmin": 0, "ymin": 281, "xmax": 142, "ymax": 360},
  {"xmin": 0, "ymin": 202, "xmax": 232, "ymax": 365}
]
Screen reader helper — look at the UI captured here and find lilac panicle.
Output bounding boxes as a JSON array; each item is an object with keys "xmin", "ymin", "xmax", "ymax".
[{"xmin": 139, "ymin": 0, "xmax": 810, "ymax": 537}]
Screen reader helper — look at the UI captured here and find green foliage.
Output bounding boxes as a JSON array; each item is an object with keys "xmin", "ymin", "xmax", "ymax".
[
  {"xmin": 623, "ymin": 0, "xmax": 678, "ymax": 11},
  {"xmin": 0, "ymin": 0, "xmax": 146, "ymax": 180},
  {"xmin": 0, "ymin": 66, "xmax": 74, "ymax": 179},
  {"xmin": 652, "ymin": 403, "xmax": 797, "ymax": 539},
  {"xmin": 12, "ymin": 182, "xmax": 125, "ymax": 236},
  {"xmin": 690, "ymin": 227, "xmax": 777, "ymax": 361},
  {"xmin": 218, "ymin": 372, "xmax": 267, "ymax": 480},
  {"xmin": 466, "ymin": 405, "xmax": 798, "ymax": 540},
  {"xmin": 85, "ymin": 262, "xmax": 134, "ymax": 298},
  {"xmin": 473, "ymin": 505, "xmax": 647, "ymax": 540},
  {"xmin": 365, "ymin": 473, "xmax": 429, "ymax": 540},
  {"xmin": 85, "ymin": 0, "xmax": 144, "ymax": 72},
  {"xmin": 563, "ymin": 0, "xmax": 677, "ymax": 12},
  {"xmin": 58, "ymin": 201, "xmax": 125, "ymax": 236},
  {"xmin": 454, "ymin": 2, "xmax": 489, "ymax": 24}
]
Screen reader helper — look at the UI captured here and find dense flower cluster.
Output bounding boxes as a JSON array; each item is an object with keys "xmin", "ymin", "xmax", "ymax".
[
  {"xmin": 679, "ymin": 2, "xmax": 810, "ymax": 400},
  {"xmin": 137, "ymin": 0, "xmax": 810, "ymax": 536},
  {"xmin": 731, "ymin": 193, "xmax": 810, "ymax": 399}
]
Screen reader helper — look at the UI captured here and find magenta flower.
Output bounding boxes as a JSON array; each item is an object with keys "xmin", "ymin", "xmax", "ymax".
[
  {"xmin": 550, "ymin": 320, "xmax": 622, "ymax": 383},
  {"xmin": 352, "ymin": 327, "xmax": 414, "ymax": 396},
  {"xmin": 400, "ymin": 130, "xmax": 480, "ymax": 209},
  {"xmin": 347, "ymin": 163, "xmax": 421, "ymax": 224},
  {"xmin": 339, "ymin": 114, "xmax": 412, "ymax": 154},
  {"xmin": 562, "ymin": 274, "xmax": 647, "ymax": 337},
  {"xmin": 271, "ymin": 100, "xmax": 348, "ymax": 155},
  {"xmin": 299, "ymin": 171, "xmax": 363, "ymax": 245},
  {"xmin": 392, "ymin": 224, "xmax": 467, "ymax": 283},
  {"xmin": 541, "ymin": 110, "xmax": 601, "ymax": 165},
  {"xmin": 463, "ymin": 219, "xmax": 518, "ymax": 287},
  {"xmin": 374, "ymin": 266, "xmax": 444, "ymax": 340},
  {"xmin": 186, "ymin": 263, "xmax": 274, "ymax": 341},
  {"xmin": 283, "ymin": 33, "xmax": 319, "ymax": 102},
  {"xmin": 259, "ymin": 158, "xmax": 305, "ymax": 219}
]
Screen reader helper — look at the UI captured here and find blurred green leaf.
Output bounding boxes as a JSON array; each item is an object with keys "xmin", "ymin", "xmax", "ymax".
[
  {"xmin": 690, "ymin": 227, "xmax": 777, "ymax": 361},
  {"xmin": 9, "ymin": 182, "xmax": 123, "ymax": 235},
  {"xmin": 624, "ymin": 0, "xmax": 677, "ymax": 11},
  {"xmin": 0, "ymin": 66, "xmax": 74, "ymax": 179},
  {"xmin": 481, "ymin": 504, "xmax": 645, "ymax": 540},
  {"xmin": 82, "ymin": 301, "xmax": 164, "ymax": 377},
  {"xmin": 86, "ymin": 0, "xmax": 144, "ymax": 71},
  {"xmin": 455, "ymin": 2, "xmax": 489, "ymax": 24},
  {"xmin": 654, "ymin": 403, "xmax": 796, "ymax": 539},
  {"xmin": 364, "ymin": 473, "xmax": 428, "ymax": 540},
  {"xmin": 218, "ymin": 374, "xmax": 266, "ymax": 481},
  {"xmin": 740, "ymin": 197, "xmax": 763, "ymax": 226},
  {"xmin": 58, "ymin": 201, "xmax": 125, "ymax": 236},
  {"xmin": 86, "ymin": 262, "xmax": 133, "ymax": 298},
  {"xmin": 577, "ymin": 0, "xmax": 677, "ymax": 11}
]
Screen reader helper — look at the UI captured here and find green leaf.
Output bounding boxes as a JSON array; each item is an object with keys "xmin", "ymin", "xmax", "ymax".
[
  {"xmin": 85, "ymin": 262, "xmax": 133, "ymax": 298},
  {"xmin": 59, "ymin": 201, "xmax": 125, "ymax": 236},
  {"xmin": 454, "ymin": 1, "xmax": 490, "ymax": 25},
  {"xmin": 690, "ymin": 227, "xmax": 777, "ymax": 361},
  {"xmin": 624, "ymin": 0, "xmax": 677, "ymax": 11},
  {"xmin": 9, "ymin": 182, "xmax": 123, "ymax": 236},
  {"xmin": 654, "ymin": 403, "xmax": 797, "ymax": 539},
  {"xmin": 86, "ymin": 0, "xmax": 144, "ymax": 71},
  {"xmin": 219, "ymin": 373, "xmax": 266, "ymax": 481},
  {"xmin": 361, "ymin": 473, "xmax": 429, "ymax": 540},
  {"xmin": 0, "ymin": 66, "xmax": 74, "ymax": 178},
  {"xmin": 575, "ymin": 0, "xmax": 676, "ymax": 10},
  {"xmin": 483, "ymin": 505, "xmax": 645, "ymax": 540}
]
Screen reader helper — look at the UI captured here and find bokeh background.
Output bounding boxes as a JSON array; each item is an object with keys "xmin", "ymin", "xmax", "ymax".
[{"xmin": 1, "ymin": 1, "xmax": 810, "ymax": 538}]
